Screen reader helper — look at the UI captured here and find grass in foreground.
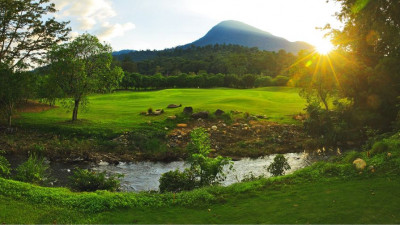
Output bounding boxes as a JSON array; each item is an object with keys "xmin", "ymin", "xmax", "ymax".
[
  {"xmin": 16, "ymin": 87, "xmax": 305, "ymax": 133},
  {"xmin": 1, "ymin": 176, "xmax": 399, "ymax": 224}
]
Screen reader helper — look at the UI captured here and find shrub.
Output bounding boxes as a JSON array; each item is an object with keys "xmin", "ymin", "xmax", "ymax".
[
  {"xmin": 127, "ymin": 125, "xmax": 167, "ymax": 152},
  {"xmin": 241, "ymin": 172, "xmax": 265, "ymax": 182},
  {"xmin": 160, "ymin": 128, "xmax": 232, "ymax": 192},
  {"xmin": 371, "ymin": 141, "xmax": 389, "ymax": 156},
  {"xmin": 15, "ymin": 154, "xmax": 50, "ymax": 184},
  {"xmin": 68, "ymin": 168, "xmax": 122, "ymax": 192},
  {"xmin": 267, "ymin": 154, "xmax": 291, "ymax": 176},
  {"xmin": 186, "ymin": 128, "xmax": 232, "ymax": 187},
  {"xmin": 147, "ymin": 108, "xmax": 153, "ymax": 114},
  {"xmin": 0, "ymin": 151, "xmax": 11, "ymax": 178},
  {"xmin": 341, "ymin": 150, "xmax": 362, "ymax": 163},
  {"xmin": 159, "ymin": 169, "xmax": 196, "ymax": 193}
]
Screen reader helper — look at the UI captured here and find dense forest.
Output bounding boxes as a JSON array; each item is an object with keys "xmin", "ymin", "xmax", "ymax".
[{"xmin": 113, "ymin": 44, "xmax": 297, "ymax": 76}]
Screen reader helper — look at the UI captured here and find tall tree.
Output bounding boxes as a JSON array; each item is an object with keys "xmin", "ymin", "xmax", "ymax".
[
  {"xmin": 49, "ymin": 34, "xmax": 123, "ymax": 121},
  {"xmin": 0, "ymin": 0, "xmax": 70, "ymax": 69},
  {"xmin": 0, "ymin": 0, "xmax": 69, "ymax": 127},
  {"xmin": 330, "ymin": 0, "xmax": 400, "ymax": 128}
]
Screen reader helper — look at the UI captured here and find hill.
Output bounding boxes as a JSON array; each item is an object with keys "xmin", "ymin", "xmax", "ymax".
[
  {"xmin": 113, "ymin": 20, "xmax": 313, "ymax": 62},
  {"xmin": 180, "ymin": 20, "xmax": 313, "ymax": 53}
]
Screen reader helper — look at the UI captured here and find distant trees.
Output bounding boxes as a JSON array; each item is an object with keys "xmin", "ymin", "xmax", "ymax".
[
  {"xmin": 0, "ymin": 0, "xmax": 69, "ymax": 127},
  {"xmin": 115, "ymin": 44, "xmax": 296, "ymax": 77},
  {"xmin": 118, "ymin": 72, "xmax": 289, "ymax": 90},
  {"xmin": 49, "ymin": 34, "xmax": 123, "ymax": 121}
]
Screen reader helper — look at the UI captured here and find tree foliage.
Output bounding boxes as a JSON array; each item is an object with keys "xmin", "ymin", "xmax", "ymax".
[
  {"xmin": 0, "ymin": 0, "xmax": 70, "ymax": 70},
  {"xmin": 0, "ymin": 151, "xmax": 11, "ymax": 178},
  {"xmin": 329, "ymin": 0, "xmax": 400, "ymax": 129},
  {"xmin": 159, "ymin": 128, "xmax": 231, "ymax": 192},
  {"xmin": 267, "ymin": 154, "xmax": 291, "ymax": 177},
  {"xmin": 49, "ymin": 34, "xmax": 123, "ymax": 121},
  {"xmin": 114, "ymin": 44, "xmax": 296, "ymax": 76},
  {"xmin": 0, "ymin": 66, "xmax": 35, "ymax": 126},
  {"xmin": 0, "ymin": 0, "xmax": 69, "ymax": 127}
]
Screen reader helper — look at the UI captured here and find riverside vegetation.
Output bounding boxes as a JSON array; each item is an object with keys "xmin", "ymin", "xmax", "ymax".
[
  {"xmin": 1, "ymin": 0, "xmax": 400, "ymax": 223},
  {"xmin": 0, "ymin": 131, "xmax": 399, "ymax": 223}
]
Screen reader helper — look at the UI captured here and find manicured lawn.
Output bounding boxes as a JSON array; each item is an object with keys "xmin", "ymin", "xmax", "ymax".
[
  {"xmin": 16, "ymin": 87, "xmax": 305, "ymax": 133},
  {"xmin": 1, "ymin": 176, "xmax": 399, "ymax": 224}
]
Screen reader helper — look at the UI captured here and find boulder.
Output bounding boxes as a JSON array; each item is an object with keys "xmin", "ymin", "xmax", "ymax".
[
  {"xmin": 192, "ymin": 111, "xmax": 209, "ymax": 119},
  {"xmin": 183, "ymin": 107, "xmax": 193, "ymax": 114},
  {"xmin": 177, "ymin": 123, "xmax": 188, "ymax": 128},
  {"xmin": 353, "ymin": 158, "xmax": 367, "ymax": 170},
  {"xmin": 153, "ymin": 109, "xmax": 164, "ymax": 115},
  {"xmin": 167, "ymin": 104, "xmax": 182, "ymax": 108},
  {"xmin": 214, "ymin": 109, "xmax": 225, "ymax": 116}
]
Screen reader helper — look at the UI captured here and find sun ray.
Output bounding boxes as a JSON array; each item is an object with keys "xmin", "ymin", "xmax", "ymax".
[{"xmin": 326, "ymin": 54, "xmax": 341, "ymax": 88}]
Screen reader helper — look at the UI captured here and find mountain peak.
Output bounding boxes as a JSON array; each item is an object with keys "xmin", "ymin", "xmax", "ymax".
[
  {"xmin": 214, "ymin": 20, "xmax": 273, "ymax": 36},
  {"xmin": 183, "ymin": 20, "xmax": 312, "ymax": 53}
]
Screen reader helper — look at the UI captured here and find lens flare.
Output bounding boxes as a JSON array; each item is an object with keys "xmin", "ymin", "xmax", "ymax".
[{"xmin": 315, "ymin": 40, "xmax": 334, "ymax": 55}]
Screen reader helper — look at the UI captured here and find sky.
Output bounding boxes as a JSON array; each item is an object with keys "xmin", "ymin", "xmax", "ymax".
[{"xmin": 51, "ymin": 0, "xmax": 343, "ymax": 51}]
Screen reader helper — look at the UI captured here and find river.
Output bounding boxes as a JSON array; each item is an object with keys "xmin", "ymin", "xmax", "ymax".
[{"xmin": 7, "ymin": 152, "xmax": 310, "ymax": 192}]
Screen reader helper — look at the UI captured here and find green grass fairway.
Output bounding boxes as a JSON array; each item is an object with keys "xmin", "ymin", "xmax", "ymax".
[
  {"xmin": 17, "ymin": 87, "xmax": 305, "ymax": 132},
  {"xmin": 1, "ymin": 176, "xmax": 399, "ymax": 224}
]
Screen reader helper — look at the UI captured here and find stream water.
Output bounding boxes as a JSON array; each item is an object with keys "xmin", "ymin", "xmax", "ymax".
[{"xmin": 7, "ymin": 152, "xmax": 310, "ymax": 192}]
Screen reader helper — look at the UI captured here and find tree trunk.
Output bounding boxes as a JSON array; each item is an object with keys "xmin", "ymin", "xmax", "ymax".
[
  {"xmin": 72, "ymin": 99, "xmax": 80, "ymax": 121},
  {"xmin": 322, "ymin": 98, "xmax": 329, "ymax": 111},
  {"xmin": 7, "ymin": 115, "xmax": 11, "ymax": 127}
]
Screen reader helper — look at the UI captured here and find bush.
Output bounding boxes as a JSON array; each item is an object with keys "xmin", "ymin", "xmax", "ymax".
[
  {"xmin": 15, "ymin": 154, "xmax": 50, "ymax": 184},
  {"xmin": 127, "ymin": 125, "xmax": 167, "ymax": 152},
  {"xmin": 160, "ymin": 128, "xmax": 232, "ymax": 192},
  {"xmin": 186, "ymin": 128, "xmax": 232, "ymax": 187},
  {"xmin": 267, "ymin": 154, "xmax": 291, "ymax": 176},
  {"xmin": 68, "ymin": 168, "xmax": 122, "ymax": 192},
  {"xmin": 371, "ymin": 141, "xmax": 389, "ymax": 156},
  {"xmin": 0, "ymin": 151, "xmax": 11, "ymax": 178},
  {"xmin": 272, "ymin": 75, "xmax": 289, "ymax": 86},
  {"xmin": 340, "ymin": 150, "xmax": 362, "ymax": 163},
  {"xmin": 159, "ymin": 169, "xmax": 196, "ymax": 193}
]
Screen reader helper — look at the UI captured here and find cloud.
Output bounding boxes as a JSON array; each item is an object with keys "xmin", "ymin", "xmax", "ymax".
[
  {"xmin": 52, "ymin": 0, "xmax": 134, "ymax": 40},
  {"xmin": 96, "ymin": 22, "xmax": 136, "ymax": 41}
]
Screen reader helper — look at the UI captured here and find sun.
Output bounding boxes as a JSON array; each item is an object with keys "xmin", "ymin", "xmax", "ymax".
[{"xmin": 315, "ymin": 39, "xmax": 334, "ymax": 55}]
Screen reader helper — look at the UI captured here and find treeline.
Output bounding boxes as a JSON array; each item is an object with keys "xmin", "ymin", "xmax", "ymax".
[
  {"xmin": 113, "ymin": 44, "xmax": 296, "ymax": 76},
  {"xmin": 120, "ymin": 72, "xmax": 290, "ymax": 90}
]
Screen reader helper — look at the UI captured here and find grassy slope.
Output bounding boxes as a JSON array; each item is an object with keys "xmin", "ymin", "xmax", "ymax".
[
  {"xmin": 1, "ymin": 176, "xmax": 399, "ymax": 224},
  {"xmin": 16, "ymin": 87, "xmax": 305, "ymax": 132},
  {"xmin": 95, "ymin": 177, "xmax": 400, "ymax": 224}
]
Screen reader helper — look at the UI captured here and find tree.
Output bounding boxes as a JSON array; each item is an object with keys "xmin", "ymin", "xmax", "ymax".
[
  {"xmin": 159, "ymin": 128, "xmax": 232, "ymax": 192},
  {"xmin": 0, "ymin": 0, "xmax": 70, "ymax": 69},
  {"xmin": 328, "ymin": 0, "xmax": 400, "ymax": 129},
  {"xmin": 49, "ymin": 34, "xmax": 123, "ymax": 121},
  {"xmin": 0, "ymin": 0, "xmax": 69, "ymax": 127},
  {"xmin": 0, "ymin": 66, "xmax": 35, "ymax": 126},
  {"xmin": 186, "ymin": 128, "xmax": 232, "ymax": 187},
  {"xmin": 267, "ymin": 154, "xmax": 291, "ymax": 177}
]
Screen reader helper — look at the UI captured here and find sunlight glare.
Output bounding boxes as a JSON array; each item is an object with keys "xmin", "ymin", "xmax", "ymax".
[{"xmin": 315, "ymin": 40, "xmax": 334, "ymax": 55}]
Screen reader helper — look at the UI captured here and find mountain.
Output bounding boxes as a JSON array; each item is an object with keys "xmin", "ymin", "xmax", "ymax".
[
  {"xmin": 112, "ymin": 49, "xmax": 135, "ymax": 56},
  {"xmin": 180, "ymin": 20, "xmax": 313, "ymax": 53}
]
